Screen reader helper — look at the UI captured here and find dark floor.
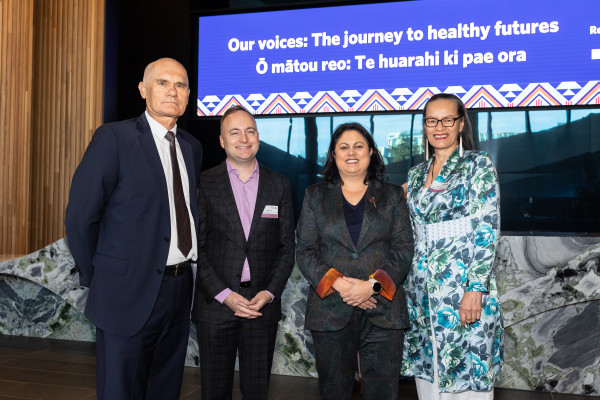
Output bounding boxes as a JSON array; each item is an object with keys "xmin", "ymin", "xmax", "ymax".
[{"xmin": 0, "ymin": 335, "xmax": 592, "ymax": 400}]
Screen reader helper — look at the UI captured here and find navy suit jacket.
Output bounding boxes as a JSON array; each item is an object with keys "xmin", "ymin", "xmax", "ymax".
[
  {"xmin": 196, "ymin": 161, "xmax": 295, "ymax": 325},
  {"xmin": 65, "ymin": 113, "xmax": 203, "ymax": 337}
]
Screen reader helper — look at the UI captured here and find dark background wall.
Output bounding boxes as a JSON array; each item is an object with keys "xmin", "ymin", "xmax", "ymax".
[{"xmin": 104, "ymin": 0, "xmax": 223, "ymax": 169}]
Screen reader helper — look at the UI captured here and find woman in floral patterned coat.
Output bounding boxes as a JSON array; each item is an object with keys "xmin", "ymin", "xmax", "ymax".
[{"xmin": 401, "ymin": 93, "xmax": 503, "ymax": 399}]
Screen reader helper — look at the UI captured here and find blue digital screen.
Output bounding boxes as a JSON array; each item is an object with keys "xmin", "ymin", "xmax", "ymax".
[{"xmin": 197, "ymin": 0, "xmax": 600, "ymax": 116}]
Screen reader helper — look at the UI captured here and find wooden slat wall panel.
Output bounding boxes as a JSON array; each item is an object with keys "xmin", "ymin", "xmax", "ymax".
[
  {"xmin": 0, "ymin": 0, "xmax": 34, "ymax": 259},
  {"xmin": 29, "ymin": 0, "xmax": 105, "ymax": 250},
  {"xmin": 0, "ymin": 0, "xmax": 104, "ymax": 258}
]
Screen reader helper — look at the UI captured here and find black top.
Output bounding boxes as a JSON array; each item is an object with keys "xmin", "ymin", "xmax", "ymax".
[{"xmin": 343, "ymin": 194, "xmax": 366, "ymax": 247}]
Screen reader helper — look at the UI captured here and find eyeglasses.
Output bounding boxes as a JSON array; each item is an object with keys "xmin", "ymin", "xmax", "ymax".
[{"xmin": 424, "ymin": 116, "xmax": 462, "ymax": 128}]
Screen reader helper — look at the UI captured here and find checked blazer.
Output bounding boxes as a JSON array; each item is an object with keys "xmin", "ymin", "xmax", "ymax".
[
  {"xmin": 296, "ymin": 179, "xmax": 414, "ymax": 332},
  {"xmin": 196, "ymin": 161, "xmax": 295, "ymax": 324}
]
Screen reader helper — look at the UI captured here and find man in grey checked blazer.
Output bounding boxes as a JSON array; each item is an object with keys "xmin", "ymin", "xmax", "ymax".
[{"xmin": 196, "ymin": 106, "xmax": 295, "ymax": 400}]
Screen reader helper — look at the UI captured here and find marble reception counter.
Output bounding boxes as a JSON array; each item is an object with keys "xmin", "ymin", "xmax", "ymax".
[{"xmin": 1, "ymin": 236, "xmax": 598, "ymax": 395}]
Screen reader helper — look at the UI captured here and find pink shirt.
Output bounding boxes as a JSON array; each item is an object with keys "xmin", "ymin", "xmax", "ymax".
[{"xmin": 215, "ymin": 160, "xmax": 273, "ymax": 304}]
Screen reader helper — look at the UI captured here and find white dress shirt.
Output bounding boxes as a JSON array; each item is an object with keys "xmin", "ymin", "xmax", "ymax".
[{"xmin": 146, "ymin": 111, "xmax": 198, "ymax": 265}]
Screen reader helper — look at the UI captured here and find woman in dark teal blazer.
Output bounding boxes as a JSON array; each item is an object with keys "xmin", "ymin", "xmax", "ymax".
[{"xmin": 296, "ymin": 123, "xmax": 414, "ymax": 400}]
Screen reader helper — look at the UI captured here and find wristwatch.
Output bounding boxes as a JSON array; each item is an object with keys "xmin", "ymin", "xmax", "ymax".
[{"xmin": 369, "ymin": 278, "xmax": 382, "ymax": 295}]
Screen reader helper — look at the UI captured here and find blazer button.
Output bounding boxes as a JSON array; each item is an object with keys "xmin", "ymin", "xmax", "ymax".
[
  {"xmin": 352, "ymin": 253, "xmax": 358, "ymax": 259},
  {"xmin": 164, "ymin": 237, "xmax": 170, "ymax": 242},
  {"xmin": 156, "ymin": 269, "xmax": 163, "ymax": 274}
]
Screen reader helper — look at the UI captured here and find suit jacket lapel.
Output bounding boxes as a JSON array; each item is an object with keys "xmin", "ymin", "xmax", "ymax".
[
  {"xmin": 356, "ymin": 181, "xmax": 382, "ymax": 250},
  {"xmin": 137, "ymin": 114, "xmax": 170, "ymax": 214},
  {"xmin": 214, "ymin": 161, "xmax": 247, "ymax": 246},
  {"xmin": 325, "ymin": 183, "xmax": 355, "ymax": 250},
  {"xmin": 409, "ymin": 163, "xmax": 430, "ymax": 224}
]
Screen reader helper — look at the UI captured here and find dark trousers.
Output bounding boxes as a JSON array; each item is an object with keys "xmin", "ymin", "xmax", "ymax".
[
  {"xmin": 311, "ymin": 309, "xmax": 404, "ymax": 400},
  {"xmin": 197, "ymin": 310, "xmax": 278, "ymax": 400},
  {"xmin": 95, "ymin": 268, "xmax": 193, "ymax": 400}
]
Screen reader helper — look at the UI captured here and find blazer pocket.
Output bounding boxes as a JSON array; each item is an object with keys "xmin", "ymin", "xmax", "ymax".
[{"xmin": 92, "ymin": 252, "xmax": 128, "ymax": 275}]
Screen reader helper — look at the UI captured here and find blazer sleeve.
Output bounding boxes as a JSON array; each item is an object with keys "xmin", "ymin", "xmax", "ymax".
[
  {"xmin": 263, "ymin": 176, "xmax": 296, "ymax": 299},
  {"xmin": 64, "ymin": 126, "xmax": 119, "ymax": 287},
  {"xmin": 465, "ymin": 153, "xmax": 500, "ymax": 292},
  {"xmin": 296, "ymin": 187, "xmax": 337, "ymax": 292},
  {"xmin": 372, "ymin": 185, "xmax": 414, "ymax": 297}
]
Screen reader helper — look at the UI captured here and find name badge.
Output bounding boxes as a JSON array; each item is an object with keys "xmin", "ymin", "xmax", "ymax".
[
  {"xmin": 261, "ymin": 205, "xmax": 278, "ymax": 218},
  {"xmin": 429, "ymin": 181, "xmax": 449, "ymax": 193}
]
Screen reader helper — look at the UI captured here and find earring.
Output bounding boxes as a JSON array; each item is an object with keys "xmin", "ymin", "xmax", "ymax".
[
  {"xmin": 459, "ymin": 135, "xmax": 463, "ymax": 157},
  {"xmin": 425, "ymin": 140, "xmax": 429, "ymax": 161}
]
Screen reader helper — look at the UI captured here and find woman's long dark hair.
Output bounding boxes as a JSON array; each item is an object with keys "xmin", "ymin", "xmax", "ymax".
[
  {"xmin": 322, "ymin": 122, "xmax": 386, "ymax": 185},
  {"xmin": 422, "ymin": 93, "xmax": 475, "ymax": 156}
]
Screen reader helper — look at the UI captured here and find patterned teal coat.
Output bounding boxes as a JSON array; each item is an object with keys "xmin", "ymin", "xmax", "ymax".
[{"xmin": 401, "ymin": 148, "xmax": 503, "ymax": 392}]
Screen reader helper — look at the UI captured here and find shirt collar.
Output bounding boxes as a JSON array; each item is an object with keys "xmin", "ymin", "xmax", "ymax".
[
  {"xmin": 226, "ymin": 159, "xmax": 259, "ymax": 179},
  {"xmin": 145, "ymin": 111, "xmax": 177, "ymax": 141}
]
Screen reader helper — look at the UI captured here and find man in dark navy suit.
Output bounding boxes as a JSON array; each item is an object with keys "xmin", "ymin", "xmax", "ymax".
[
  {"xmin": 196, "ymin": 106, "xmax": 295, "ymax": 399},
  {"xmin": 65, "ymin": 58, "xmax": 202, "ymax": 400}
]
